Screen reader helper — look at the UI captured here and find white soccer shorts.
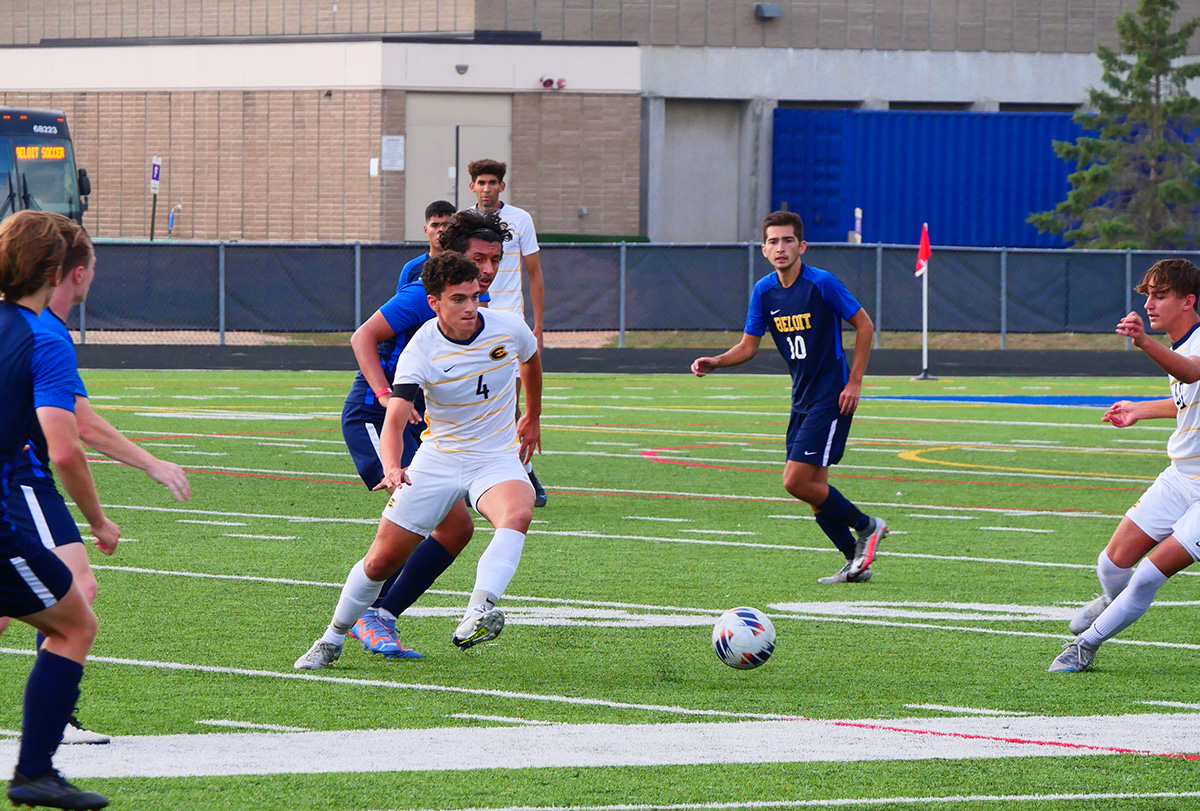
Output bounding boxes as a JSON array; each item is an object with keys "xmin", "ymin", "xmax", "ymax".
[
  {"xmin": 1126, "ymin": 465, "xmax": 1200, "ymax": 547},
  {"xmin": 380, "ymin": 444, "xmax": 532, "ymax": 537}
]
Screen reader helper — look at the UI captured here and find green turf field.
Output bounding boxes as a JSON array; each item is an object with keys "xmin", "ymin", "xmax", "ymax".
[{"xmin": 1, "ymin": 370, "xmax": 1197, "ymax": 810}]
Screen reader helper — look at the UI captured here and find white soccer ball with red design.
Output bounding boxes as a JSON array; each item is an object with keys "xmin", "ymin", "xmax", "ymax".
[{"xmin": 712, "ymin": 606, "xmax": 776, "ymax": 669}]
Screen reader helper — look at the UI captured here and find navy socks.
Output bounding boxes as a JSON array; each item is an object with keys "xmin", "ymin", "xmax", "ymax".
[
  {"xmin": 817, "ymin": 486, "xmax": 870, "ymax": 532},
  {"xmin": 380, "ymin": 535, "xmax": 457, "ymax": 617},
  {"xmin": 18, "ymin": 649, "xmax": 83, "ymax": 778}
]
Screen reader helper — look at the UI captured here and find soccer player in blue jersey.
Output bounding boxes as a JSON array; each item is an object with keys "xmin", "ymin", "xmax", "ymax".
[
  {"xmin": 0, "ymin": 215, "xmax": 191, "ymax": 745},
  {"xmin": 396, "ymin": 200, "xmax": 455, "ymax": 291},
  {"xmin": 0, "ymin": 211, "xmax": 114, "ymax": 810},
  {"xmin": 337, "ymin": 209, "xmax": 507, "ymax": 658},
  {"xmin": 691, "ymin": 211, "xmax": 887, "ymax": 583}
]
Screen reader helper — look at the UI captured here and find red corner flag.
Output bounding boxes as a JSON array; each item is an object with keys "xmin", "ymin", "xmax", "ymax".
[{"xmin": 915, "ymin": 223, "xmax": 931, "ymax": 277}]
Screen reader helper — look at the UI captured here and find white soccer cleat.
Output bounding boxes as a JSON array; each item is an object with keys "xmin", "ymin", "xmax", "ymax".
[
  {"xmin": 294, "ymin": 639, "xmax": 342, "ymax": 670},
  {"xmin": 848, "ymin": 517, "xmax": 887, "ymax": 578},
  {"xmin": 60, "ymin": 715, "xmax": 110, "ymax": 745},
  {"xmin": 1048, "ymin": 638, "xmax": 1099, "ymax": 673},
  {"xmin": 452, "ymin": 607, "xmax": 505, "ymax": 650},
  {"xmin": 817, "ymin": 562, "xmax": 872, "ymax": 584},
  {"xmin": 1068, "ymin": 593, "xmax": 1112, "ymax": 635}
]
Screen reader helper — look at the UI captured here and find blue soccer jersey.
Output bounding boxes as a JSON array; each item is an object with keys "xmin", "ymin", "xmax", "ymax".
[
  {"xmin": 11, "ymin": 311, "xmax": 87, "ymax": 487},
  {"xmin": 745, "ymin": 264, "xmax": 863, "ymax": 412},
  {"xmin": 0, "ymin": 302, "xmax": 79, "ymax": 551},
  {"xmin": 399, "ymin": 253, "xmax": 489, "ymax": 304},
  {"xmin": 345, "ymin": 281, "xmax": 436, "ymax": 410},
  {"xmin": 397, "ymin": 253, "xmax": 429, "ymax": 293}
]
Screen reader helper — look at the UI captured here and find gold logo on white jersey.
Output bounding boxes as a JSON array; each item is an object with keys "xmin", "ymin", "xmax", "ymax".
[{"xmin": 489, "ymin": 345, "xmax": 508, "ymax": 360}]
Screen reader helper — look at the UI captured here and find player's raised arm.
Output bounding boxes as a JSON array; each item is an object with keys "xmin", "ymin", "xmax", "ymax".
[
  {"xmin": 38, "ymin": 406, "xmax": 119, "ymax": 554},
  {"xmin": 351, "ymin": 310, "xmax": 399, "ymax": 405},
  {"xmin": 692, "ymin": 333, "xmax": 762, "ymax": 377},
  {"xmin": 373, "ymin": 388, "xmax": 416, "ymax": 492},
  {"xmin": 74, "ymin": 397, "xmax": 191, "ymax": 501},
  {"xmin": 525, "ymin": 251, "xmax": 545, "ymax": 354},
  {"xmin": 517, "ymin": 351, "xmax": 542, "ymax": 463}
]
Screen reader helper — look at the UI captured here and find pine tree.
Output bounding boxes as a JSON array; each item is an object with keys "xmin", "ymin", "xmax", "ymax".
[{"xmin": 1028, "ymin": 0, "xmax": 1200, "ymax": 249}]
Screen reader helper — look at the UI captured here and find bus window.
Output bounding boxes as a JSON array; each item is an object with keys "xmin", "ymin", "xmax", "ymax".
[
  {"xmin": 0, "ymin": 139, "xmax": 14, "ymax": 221},
  {"xmin": 13, "ymin": 136, "xmax": 81, "ymax": 221}
]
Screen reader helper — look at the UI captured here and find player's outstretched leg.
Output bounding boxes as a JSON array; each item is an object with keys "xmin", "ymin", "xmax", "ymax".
[{"xmin": 453, "ymin": 481, "xmax": 533, "ymax": 650}]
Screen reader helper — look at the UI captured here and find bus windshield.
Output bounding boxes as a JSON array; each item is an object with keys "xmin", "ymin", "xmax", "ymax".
[{"xmin": 12, "ymin": 136, "xmax": 82, "ymax": 221}]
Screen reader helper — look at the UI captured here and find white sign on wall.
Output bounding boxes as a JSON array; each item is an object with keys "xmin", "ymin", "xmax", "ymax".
[{"xmin": 381, "ymin": 136, "xmax": 405, "ymax": 172}]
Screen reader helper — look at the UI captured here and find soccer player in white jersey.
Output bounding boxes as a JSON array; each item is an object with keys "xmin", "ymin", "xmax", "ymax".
[
  {"xmin": 1051, "ymin": 259, "xmax": 1200, "ymax": 672},
  {"xmin": 295, "ymin": 252, "xmax": 542, "ymax": 669},
  {"xmin": 467, "ymin": 158, "xmax": 548, "ymax": 507}
]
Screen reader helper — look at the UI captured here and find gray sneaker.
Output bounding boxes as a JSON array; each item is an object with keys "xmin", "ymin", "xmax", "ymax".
[
  {"xmin": 818, "ymin": 562, "xmax": 872, "ymax": 584},
  {"xmin": 452, "ymin": 607, "xmax": 505, "ymax": 650},
  {"xmin": 294, "ymin": 639, "xmax": 342, "ymax": 670},
  {"xmin": 1068, "ymin": 593, "xmax": 1112, "ymax": 635},
  {"xmin": 848, "ymin": 517, "xmax": 887, "ymax": 578},
  {"xmin": 1048, "ymin": 638, "xmax": 1099, "ymax": 673}
]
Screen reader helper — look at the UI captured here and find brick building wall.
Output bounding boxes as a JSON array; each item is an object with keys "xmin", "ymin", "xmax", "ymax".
[
  {"xmin": 0, "ymin": 88, "xmax": 390, "ymax": 241},
  {"xmin": 0, "ymin": 0, "xmax": 475, "ymax": 41},
  {"xmin": 0, "ymin": 87, "xmax": 641, "ymax": 240},
  {"xmin": 510, "ymin": 93, "xmax": 642, "ymax": 237},
  {"xmin": 6, "ymin": 0, "xmax": 1199, "ymax": 53}
]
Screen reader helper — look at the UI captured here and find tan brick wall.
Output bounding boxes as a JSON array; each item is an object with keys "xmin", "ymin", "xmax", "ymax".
[
  {"xmin": 511, "ymin": 92, "xmax": 641, "ymax": 237},
  {"xmin": 14, "ymin": 0, "xmax": 1196, "ymax": 52},
  {"xmin": 3, "ymin": 0, "xmax": 475, "ymax": 40},
  {"xmin": 0, "ymin": 88, "xmax": 395, "ymax": 241}
]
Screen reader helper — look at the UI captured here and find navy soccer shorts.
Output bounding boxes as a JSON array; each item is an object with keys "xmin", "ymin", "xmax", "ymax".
[
  {"xmin": 785, "ymin": 404, "xmax": 853, "ymax": 467},
  {"xmin": 341, "ymin": 401, "xmax": 425, "ymax": 489},
  {"xmin": 0, "ymin": 532, "xmax": 73, "ymax": 618},
  {"xmin": 5, "ymin": 482, "xmax": 83, "ymax": 550}
]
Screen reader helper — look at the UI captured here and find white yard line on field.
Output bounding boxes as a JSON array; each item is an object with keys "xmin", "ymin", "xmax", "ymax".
[
  {"xmin": 447, "ymin": 714, "xmax": 556, "ymax": 726},
  {"xmin": 2, "ymin": 714, "xmax": 1196, "ymax": 780},
  {"xmin": 368, "ymin": 790, "xmax": 1200, "ymax": 809},
  {"xmin": 195, "ymin": 720, "xmax": 312, "ymax": 732},
  {"xmin": 905, "ymin": 704, "xmax": 1029, "ymax": 717},
  {"xmin": 1140, "ymin": 700, "xmax": 1200, "ymax": 711}
]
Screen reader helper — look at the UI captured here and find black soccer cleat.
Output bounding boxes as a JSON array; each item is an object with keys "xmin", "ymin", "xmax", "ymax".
[
  {"xmin": 7, "ymin": 769, "xmax": 108, "ymax": 810},
  {"xmin": 528, "ymin": 468, "xmax": 548, "ymax": 508}
]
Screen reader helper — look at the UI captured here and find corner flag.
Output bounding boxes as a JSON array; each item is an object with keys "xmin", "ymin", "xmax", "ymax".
[{"xmin": 915, "ymin": 223, "xmax": 931, "ymax": 277}]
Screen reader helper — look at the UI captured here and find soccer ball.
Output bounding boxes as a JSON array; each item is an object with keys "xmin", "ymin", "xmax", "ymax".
[{"xmin": 712, "ymin": 606, "xmax": 776, "ymax": 670}]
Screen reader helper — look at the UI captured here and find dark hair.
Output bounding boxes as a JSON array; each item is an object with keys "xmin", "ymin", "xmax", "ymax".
[
  {"xmin": 424, "ymin": 200, "xmax": 456, "ymax": 221},
  {"xmin": 422, "ymin": 251, "xmax": 481, "ymax": 298},
  {"xmin": 48, "ymin": 212, "xmax": 93, "ymax": 273},
  {"xmin": 761, "ymin": 210, "xmax": 804, "ymax": 242},
  {"xmin": 0, "ymin": 210, "xmax": 67, "ymax": 301},
  {"xmin": 439, "ymin": 209, "xmax": 510, "ymax": 253},
  {"xmin": 467, "ymin": 159, "xmax": 507, "ymax": 182},
  {"xmin": 1135, "ymin": 258, "xmax": 1200, "ymax": 304}
]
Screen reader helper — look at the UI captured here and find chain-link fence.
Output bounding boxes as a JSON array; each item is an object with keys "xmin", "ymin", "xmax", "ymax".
[{"xmin": 72, "ymin": 240, "xmax": 1200, "ymax": 346}]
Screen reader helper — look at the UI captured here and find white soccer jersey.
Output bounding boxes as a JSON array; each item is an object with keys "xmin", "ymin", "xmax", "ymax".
[
  {"xmin": 472, "ymin": 202, "xmax": 539, "ymax": 318},
  {"xmin": 1167, "ymin": 324, "xmax": 1200, "ymax": 478},
  {"xmin": 392, "ymin": 309, "xmax": 538, "ymax": 454}
]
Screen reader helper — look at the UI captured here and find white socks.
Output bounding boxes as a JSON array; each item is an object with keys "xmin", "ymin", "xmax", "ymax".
[
  {"xmin": 322, "ymin": 559, "xmax": 384, "ymax": 645},
  {"xmin": 1097, "ymin": 550, "xmax": 1133, "ymax": 599},
  {"xmin": 472, "ymin": 528, "xmax": 526, "ymax": 605},
  {"xmin": 1081, "ymin": 558, "xmax": 1169, "ymax": 647}
]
